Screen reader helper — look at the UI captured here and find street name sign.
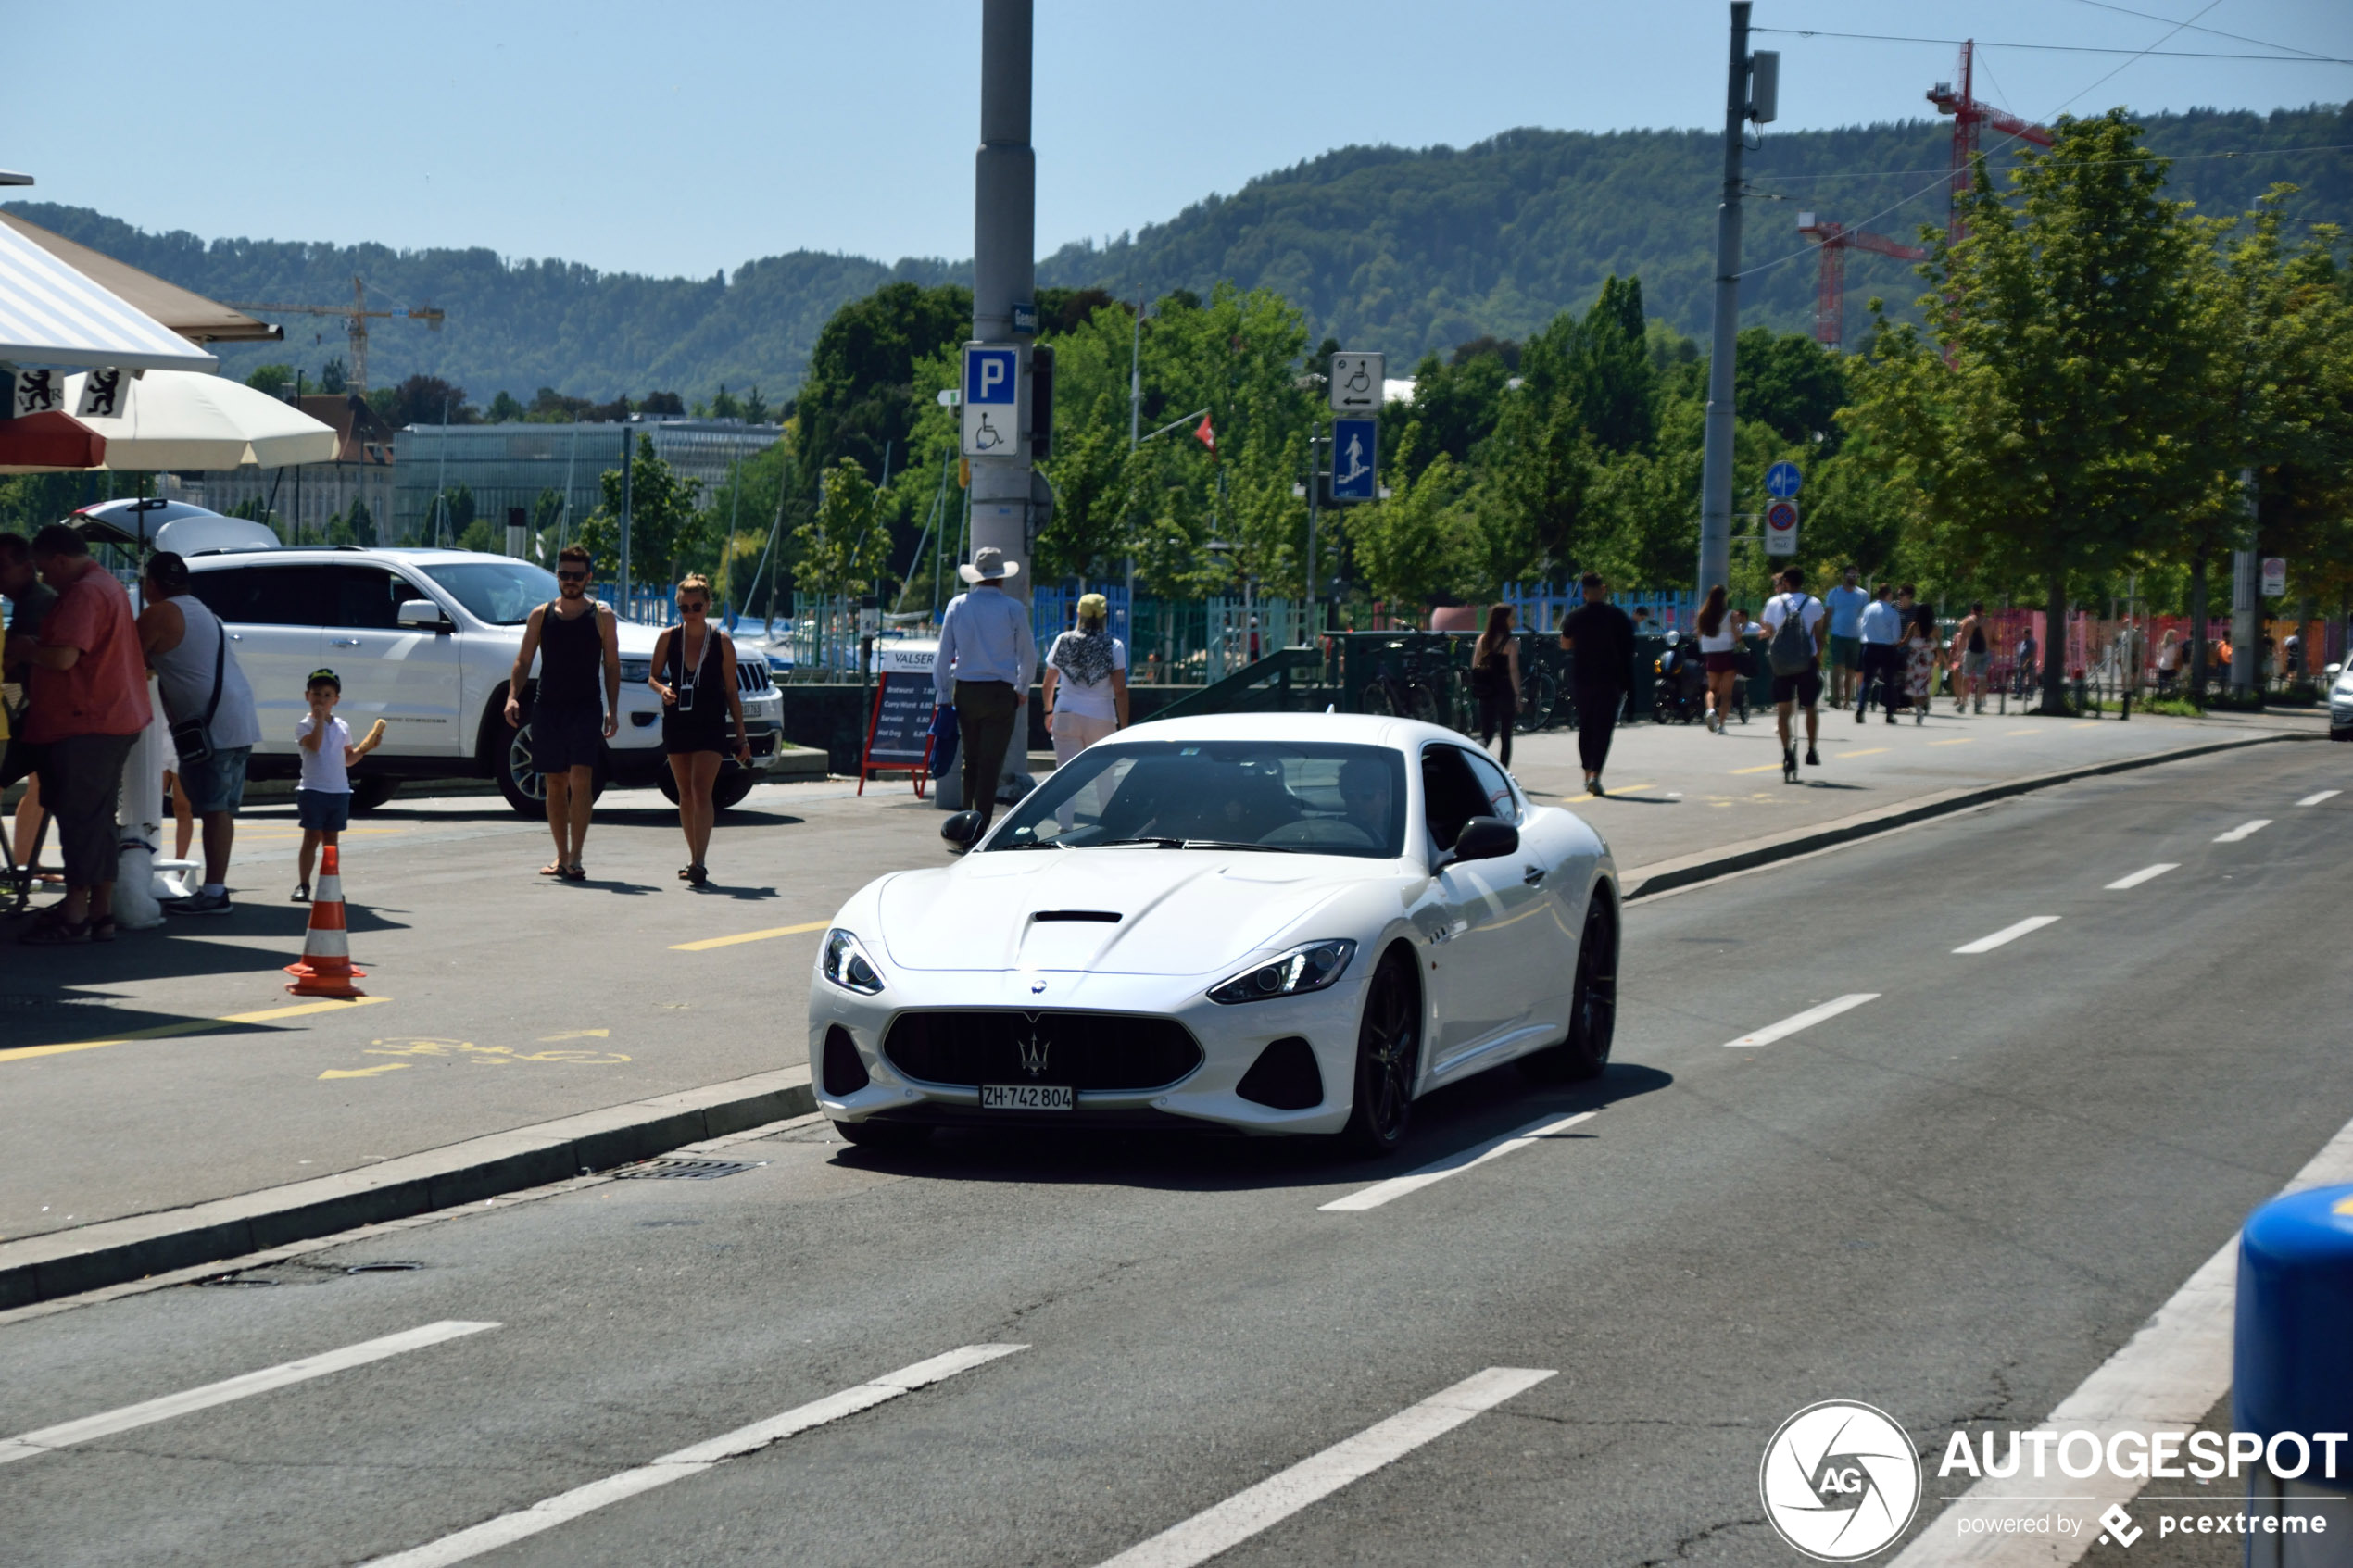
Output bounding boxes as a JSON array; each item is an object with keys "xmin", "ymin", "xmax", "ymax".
[
  {"xmin": 1330, "ymin": 418, "xmax": 1379, "ymax": 501},
  {"xmin": 1766, "ymin": 460, "xmax": 1802, "ymax": 499},
  {"xmin": 1765, "ymin": 498, "xmax": 1798, "ymax": 556},
  {"xmin": 962, "ymin": 345, "xmax": 1019, "ymax": 458},
  {"xmin": 2261, "ymin": 557, "xmax": 2287, "ymax": 596},
  {"xmin": 1329, "ymin": 352, "xmax": 1383, "ymax": 414}
]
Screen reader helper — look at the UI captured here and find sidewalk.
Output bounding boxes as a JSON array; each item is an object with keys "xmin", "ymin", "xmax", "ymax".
[
  {"xmin": 1503, "ymin": 703, "xmax": 2322, "ymax": 872},
  {"xmin": 0, "ymin": 709, "xmax": 2317, "ymax": 1308}
]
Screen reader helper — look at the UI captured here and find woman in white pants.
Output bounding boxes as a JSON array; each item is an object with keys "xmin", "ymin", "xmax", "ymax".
[{"xmin": 1041, "ymin": 593, "xmax": 1129, "ymax": 768}]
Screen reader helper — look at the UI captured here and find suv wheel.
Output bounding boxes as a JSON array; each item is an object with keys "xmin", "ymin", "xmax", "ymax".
[
  {"xmin": 349, "ymin": 777, "xmax": 398, "ymax": 814},
  {"xmin": 655, "ymin": 765, "xmax": 757, "ymax": 809}
]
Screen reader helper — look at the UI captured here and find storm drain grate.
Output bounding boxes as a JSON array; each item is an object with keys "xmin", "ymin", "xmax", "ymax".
[{"xmin": 610, "ymin": 1159, "xmax": 763, "ymax": 1181}]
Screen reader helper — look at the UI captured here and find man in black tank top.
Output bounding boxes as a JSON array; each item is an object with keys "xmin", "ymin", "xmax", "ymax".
[{"xmin": 507, "ymin": 544, "xmax": 620, "ymax": 878}]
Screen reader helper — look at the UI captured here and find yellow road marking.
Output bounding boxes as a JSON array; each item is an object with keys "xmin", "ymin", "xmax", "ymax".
[
  {"xmin": 319, "ymin": 1062, "xmax": 409, "ymax": 1080},
  {"xmin": 2006, "ymin": 728, "xmax": 2041, "ymax": 735},
  {"xmin": 1587, "ymin": 783, "xmax": 1655, "ymax": 795},
  {"xmin": 1845, "ymin": 748, "xmax": 1889, "ymax": 758},
  {"xmin": 672, "ymin": 919, "xmax": 831, "ymax": 952},
  {"xmin": 0, "ymin": 996, "xmax": 391, "ymax": 1065},
  {"xmin": 537, "ymin": 1028, "xmax": 610, "ymax": 1041},
  {"xmin": 1929, "ymin": 738, "xmax": 1973, "ymax": 746},
  {"xmin": 2072, "ymin": 722, "xmax": 2100, "ymax": 730},
  {"xmin": 1730, "ymin": 762, "xmax": 1783, "ymax": 774}
]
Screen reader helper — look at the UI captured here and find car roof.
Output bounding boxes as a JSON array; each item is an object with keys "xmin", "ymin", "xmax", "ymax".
[{"xmin": 185, "ymin": 547, "xmax": 542, "ymax": 568}]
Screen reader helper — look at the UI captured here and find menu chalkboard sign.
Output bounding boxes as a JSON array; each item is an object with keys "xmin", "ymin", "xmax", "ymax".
[{"xmin": 860, "ymin": 642, "xmax": 938, "ymax": 796}]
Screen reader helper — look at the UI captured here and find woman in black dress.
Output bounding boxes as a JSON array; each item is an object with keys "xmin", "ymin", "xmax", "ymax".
[{"xmin": 648, "ymin": 575, "xmax": 750, "ymax": 885}]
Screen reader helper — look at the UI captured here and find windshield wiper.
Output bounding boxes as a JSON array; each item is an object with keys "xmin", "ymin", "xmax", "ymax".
[
  {"xmin": 994, "ymin": 837, "xmax": 1070, "ymax": 850},
  {"xmin": 1099, "ymin": 835, "xmax": 1187, "ymax": 848},
  {"xmin": 1181, "ymin": 839, "xmax": 1295, "ymax": 852}
]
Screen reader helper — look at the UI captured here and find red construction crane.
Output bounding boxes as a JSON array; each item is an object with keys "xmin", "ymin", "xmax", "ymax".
[
  {"xmin": 1927, "ymin": 40, "xmax": 2053, "ymax": 249},
  {"xmin": 1796, "ymin": 213, "xmax": 1929, "ymax": 351}
]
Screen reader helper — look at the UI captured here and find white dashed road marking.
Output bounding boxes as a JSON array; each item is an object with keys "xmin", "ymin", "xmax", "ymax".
[
  {"xmin": 1953, "ymin": 916, "xmax": 2060, "ymax": 954},
  {"xmin": 1721, "ymin": 994, "xmax": 1880, "ymax": 1048},
  {"xmin": 359, "ymin": 1345, "xmax": 1026, "ymax": 1567},
  {"xmin": 1092, "ymin": 1367, "xmax": 1558, "ymax": 1568},
  {"xmin": 2296, "ymin": 790, "xmax": 2339, "ymax": 807},
  {"xmin": 2212, "ymin": 819, "xmax": 2271, "ymax": 843},
  {"xmin": 2104, "ymin": 863, "xmax": 2179, "ymax": 891},
  {"xmin": 0, "ymin": 1321, "xmax": 498, "ymax": 1467},
  {"xmin": 1320, "ymin": 1113, "xmax": 1596, "ymax": 1211}
]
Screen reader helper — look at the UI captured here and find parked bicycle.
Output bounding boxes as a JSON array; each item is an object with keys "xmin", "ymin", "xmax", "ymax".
[{"xmin": 1359, "ymin": 639, "xmax": 1449, "ymax": 726}]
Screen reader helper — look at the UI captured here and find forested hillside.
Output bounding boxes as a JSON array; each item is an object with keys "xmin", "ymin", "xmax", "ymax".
[{"xmin": 10, "ymin": 103, "xmax": 2343, "ymax": 401}]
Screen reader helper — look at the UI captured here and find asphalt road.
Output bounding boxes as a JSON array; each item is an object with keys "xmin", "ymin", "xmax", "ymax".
[{"xmin": 3, "ymin": 741, "xmax": 2346, "ymax": 1567}]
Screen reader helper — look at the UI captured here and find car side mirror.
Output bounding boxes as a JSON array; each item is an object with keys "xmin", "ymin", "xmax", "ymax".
[
  {"xmin": 1436, "ymin": 815, "xmax": 1517, "ymax": 872},
  {"xmin": 396, "ymin": 598, "xmax": 452, "ymax": 633},
  {"xmin": 940, "ymin": 809, "xmax": 984, "ymax": 851},
  {"xmin": 2329, "ymin": 662, "xmax": 2344, "ymax": 677}
]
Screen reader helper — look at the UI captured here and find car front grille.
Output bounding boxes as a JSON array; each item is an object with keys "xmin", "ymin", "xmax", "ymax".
[
  {"xmin": 883, "ymin": 1010, "xmax": 1204, "ymax": 1092},
  {"xmin": 737, "ymin": 661, "xmax": 773, "ymax": 694}
]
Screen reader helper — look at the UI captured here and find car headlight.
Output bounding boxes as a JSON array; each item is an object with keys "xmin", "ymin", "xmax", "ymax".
[
  {"xmin": 1208, "ymin": 939, "xmax": 1356, "ymax": 1005},
  {"xmin": 619, "ymin": 659, "xmax": 652, "ymax": 684},
  {"xmin": 821, "ymin": 928, "xmax": 885, "ymax": 995}
]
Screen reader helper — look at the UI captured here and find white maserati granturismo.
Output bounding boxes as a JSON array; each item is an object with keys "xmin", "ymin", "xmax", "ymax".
[{"xmin": 808, "ymin": 712, "xmax": 1618, "ymax": 1156}]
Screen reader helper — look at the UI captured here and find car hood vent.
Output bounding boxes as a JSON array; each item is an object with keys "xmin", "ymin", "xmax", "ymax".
[{"xmin": 1031, "ymin": 910, "xmax": 1120, "ymax": 923}]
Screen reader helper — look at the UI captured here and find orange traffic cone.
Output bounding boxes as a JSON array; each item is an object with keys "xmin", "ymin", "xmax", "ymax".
[{"xmin": 284, "ymin": 844, "xmax": 367, "ymax": 998}]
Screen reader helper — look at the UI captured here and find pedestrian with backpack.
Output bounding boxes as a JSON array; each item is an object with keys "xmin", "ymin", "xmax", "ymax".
[{"xmin": 1761, "ymin": 566, "xmax": 1826, "ymax": 783}]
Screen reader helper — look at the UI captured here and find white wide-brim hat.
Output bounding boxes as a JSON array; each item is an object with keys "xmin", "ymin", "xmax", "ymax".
[{"xmin": 957, "ymin": 546, "xmax": 1021, "ymax": 583}]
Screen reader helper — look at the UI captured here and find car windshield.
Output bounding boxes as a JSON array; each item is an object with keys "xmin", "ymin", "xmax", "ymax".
[
  {"xmin": 420, "ymin": 559, "xmax": 562, "ymax": 625},
  {"xmin": 987, "ymin": 740, "xmax": 1408, "ymax": 858}
]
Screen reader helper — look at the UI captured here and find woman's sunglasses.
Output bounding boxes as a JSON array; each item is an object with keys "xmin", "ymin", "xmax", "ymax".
[{"xmin": 680, "ymin": 601, "xmax": 710, "ymax": 614}]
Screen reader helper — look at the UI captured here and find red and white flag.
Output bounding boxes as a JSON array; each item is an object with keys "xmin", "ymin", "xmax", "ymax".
[{"xmin": 1193, "ymin": 413, "xmax": 1216, "ymax": 454}]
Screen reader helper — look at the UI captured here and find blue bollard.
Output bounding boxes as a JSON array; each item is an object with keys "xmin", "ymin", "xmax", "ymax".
[{"xmin": 2235, "ymin": 1183, "xmax": 2353, "ymax": 1568}]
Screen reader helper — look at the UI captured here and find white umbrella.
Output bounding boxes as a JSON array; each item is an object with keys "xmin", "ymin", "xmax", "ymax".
[{"xmin": 63, "ymin": 369, "xmax": 337, "ymax": 470}]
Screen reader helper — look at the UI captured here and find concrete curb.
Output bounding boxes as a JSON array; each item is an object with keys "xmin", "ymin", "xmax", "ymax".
[
  {"xmin": 0, "ymin": 1068, "xmax": 815, "ymax": 1311},
  {"xmin": 1621, "ymin": 731, "xmax": 2309, "ymax": 901}
]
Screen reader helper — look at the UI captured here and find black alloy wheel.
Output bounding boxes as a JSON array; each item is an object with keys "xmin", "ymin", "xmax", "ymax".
[
  {"xmin": 492, "ymin": 708, "xmax": 609, "ymax": 820},
  {"xmin": 1521, "ymin": 895, "xmax": 1618, "ymax": 1084},
  {"xmin": 1340, "ymin": 947, "xmax": 1422, "ymax": 1156}
]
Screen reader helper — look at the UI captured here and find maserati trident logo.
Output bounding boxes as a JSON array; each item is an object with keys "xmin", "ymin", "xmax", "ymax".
[{"xmin": 1016, "ymin": 1014, "xmax": 1051, "ymax": 1078}]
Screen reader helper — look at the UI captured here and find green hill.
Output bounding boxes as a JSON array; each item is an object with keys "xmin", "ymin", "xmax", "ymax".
[{"xmin": 10, "ymin": 103, "xmax": 2343, "ymax": 401}]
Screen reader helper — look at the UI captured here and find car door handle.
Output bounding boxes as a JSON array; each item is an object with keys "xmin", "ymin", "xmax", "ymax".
[
  {"xmin": 1522, "ymin": 864, "xmax": 1545, "ymax": 886},
  {"xmin": 227, "ymin": 633, "xmax": 243, "ymax": 642},
  {"xmin": 330, "ymin": 637, "xmax": 361, "ymax": 647}
]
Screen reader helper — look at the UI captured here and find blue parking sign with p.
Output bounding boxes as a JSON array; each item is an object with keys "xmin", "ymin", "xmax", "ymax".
[{"xmin": 966, "ymin": 347, "xmax": 1015, "ymax": 406}]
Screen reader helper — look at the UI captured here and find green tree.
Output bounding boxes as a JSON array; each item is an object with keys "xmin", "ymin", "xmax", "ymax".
[
  {"xmin": 795, "ymin": 457, "xmax": 892, "ymax": 598},
  {"xmin": 575, "ymin": 435, "xmax": 707, "ymax": 583},
  {"xmin": 485, "ymin": 390, "xmax": 526, "ymax": 423},
  {"xmin": 245, "ymin": 363, "xmax": 296, "ymax": 397},
  {"xmin": 1845, "ymin": 109, "xmax": 2208, "ymax": 712},
  {"xmin": 319, "ymin": 358, "xmax": 348, "ymax": 395}
]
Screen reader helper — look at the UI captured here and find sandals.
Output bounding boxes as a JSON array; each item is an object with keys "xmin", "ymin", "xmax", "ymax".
[
  {"xmin": 88, "ymin": 914, "xmax": 117, "ymax": 943},
  {"xmin": 687, "ymin": 864, "xmax": 709, "ymax": 886},
  {"xmin": 677, "ymin": 866, "xmax": 694, "ymax": 882},
  {"xmin": 560, "ymin": 863, "xmax": 587, "ymax": 882},
  {"xmin": 20, "ymin": 917, "xmax": 89, "ymax": 945},
  {"xmin": 538, "ymin": 862, "xmax": 566, "ymax": 877}
]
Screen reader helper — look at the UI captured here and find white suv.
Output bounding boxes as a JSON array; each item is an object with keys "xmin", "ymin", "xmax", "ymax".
[{"xmin": 178, "ymin": 546, "xmax": 789, "ymax": 815}]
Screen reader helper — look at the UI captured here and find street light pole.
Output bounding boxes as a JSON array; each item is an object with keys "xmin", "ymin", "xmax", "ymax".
[
  {"xmin": 1697, "ymin": 3, "xmax": 1765, "ymax": 602},
  {"xmin": 970, "ymin": 0, "xmax": 1036, "ymax": 605}
]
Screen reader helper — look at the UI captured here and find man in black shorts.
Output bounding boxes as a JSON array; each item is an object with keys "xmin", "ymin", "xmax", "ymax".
[
  {"xmin": 1557, "ymin": 572, "xmax": 1634, "ymax": 796},
  {"xmin": 1761, "ymin": 566, "xmax": 1825, "ymax": 779},
  {"xmin": 507, "ymin": 545, "xmax": 619, "ymax": 879}
]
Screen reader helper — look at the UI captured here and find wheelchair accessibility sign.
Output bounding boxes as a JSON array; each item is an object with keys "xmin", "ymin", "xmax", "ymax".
[{"xmin": 963, "ymin": 345, "xmax": 1020, "ymax": 457}]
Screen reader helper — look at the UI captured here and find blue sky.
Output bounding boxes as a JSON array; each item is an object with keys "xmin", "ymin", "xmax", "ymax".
[{"xmin": 8, "ymin": 1, "xmax": 2346, "ymax": 278}]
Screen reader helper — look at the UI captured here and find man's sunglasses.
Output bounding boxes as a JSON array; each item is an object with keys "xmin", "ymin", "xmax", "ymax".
[{"xmin": 557, "ymin": 569, "xmax": 588, "ymax": 581}]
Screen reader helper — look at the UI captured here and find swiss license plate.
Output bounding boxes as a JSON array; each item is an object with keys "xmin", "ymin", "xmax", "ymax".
[{"xmin": 979, "ymin": 1084, "xmax": 1074, "ymax": 1111}]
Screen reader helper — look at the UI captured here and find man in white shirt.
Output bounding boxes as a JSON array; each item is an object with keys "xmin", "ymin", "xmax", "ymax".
[
  {"xmin": 1760, "ymin": 566, "xmax": 1826, "ymax": 779},
  {"xmin": 933, "ymin": 545, "xmax": 1038, "ymax": 840},
  {"xmin": 1856, "ymin": 583, "xmax": 1903, "ymax": 726}
]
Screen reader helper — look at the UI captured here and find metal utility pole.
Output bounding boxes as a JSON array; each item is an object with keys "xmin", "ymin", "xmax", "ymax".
[
  {"xmin": 1696, "ymin": 3, "xmax": 1776, "ymax": 600},
  {"xmin": 1304, "ymin": 425, "xmax": 1324, "ymax": 643},
  {"xmin": 618, "ymin": 425, "xmax": 634, "ymax": 616},
  {"xmin": 2232, "ymin": 468, "xmax": 2259, "ymax": 697},
  {"xmin": 970, "ymin": 0, "xmax": 1036, "ymax": 604}
]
